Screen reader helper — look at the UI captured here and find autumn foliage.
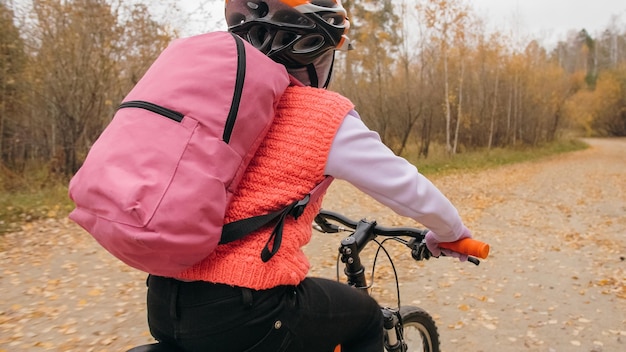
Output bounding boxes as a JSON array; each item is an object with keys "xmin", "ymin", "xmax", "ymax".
[
  {"xmin": 332, "ymin": 0, "xmax": 626, "ymax": 156},
  {"xmin": 1, "ymin": 0, "xmax": 625, "ymax": 181}
]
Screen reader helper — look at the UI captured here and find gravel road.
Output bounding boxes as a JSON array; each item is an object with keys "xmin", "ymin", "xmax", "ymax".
[{"xmin": 1, "ymin": 138, "xmax": 624, "ymax": 352}]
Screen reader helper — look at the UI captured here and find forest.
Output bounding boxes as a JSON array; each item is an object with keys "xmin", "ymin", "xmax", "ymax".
[{"xmin": 1, "ymin": 0, "xmax": 625, "ymax": 186}]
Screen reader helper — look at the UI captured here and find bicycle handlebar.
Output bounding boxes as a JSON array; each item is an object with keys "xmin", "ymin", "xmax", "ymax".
[
  {"xmin": 314, "ymin": 210, "xmax": 429, "ymax": 237},
  {"xmin": 314, "ymin": 209, "xmax": 490, "ymax": 261}
]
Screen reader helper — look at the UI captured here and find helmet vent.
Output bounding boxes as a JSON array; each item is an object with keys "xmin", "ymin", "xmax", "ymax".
[
  {"xmin": 248, "ymin": 25, "xmax": 272, "ymax": 50},
  {"xmin": 274, "ymin": 9, "xmax": 313, "ymax": 26},
  {"xmin": 272, "ymin": 31, "xmax": 298, "ymax": 50},
  {"xmin": 321, "ymin": 12, "xmax": 344, "ymax": 26},
  {"xmin": 247, "ymin": 1, "xmax": 269, "ymax": 18},
  {"xmin": 292, "ymin": 34, "xmax": 325, "ymax": 53}
]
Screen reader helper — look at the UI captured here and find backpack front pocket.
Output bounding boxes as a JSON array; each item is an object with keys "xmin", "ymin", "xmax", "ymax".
[{"xmin": 69, "ymin": 106, "xmax": 198, "ymax": 227}]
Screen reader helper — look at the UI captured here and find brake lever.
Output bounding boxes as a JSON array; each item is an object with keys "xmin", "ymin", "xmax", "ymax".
[
  {"xmin": 409, "ymin": 239, "xmax": 480, "ymax": 265},
  {"xmin": 313, "ymin": 215, "xmax": 344, "ymax": 233},
  {"xmin": 467, "ymin": 257, "xmax": 480, "ymax": 266},
  {"xmin": 409, "ymin": 239, "xmax": 431, "ymax": 261}
]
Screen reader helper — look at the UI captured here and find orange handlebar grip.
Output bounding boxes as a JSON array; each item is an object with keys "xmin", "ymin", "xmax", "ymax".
[{"xmin": 439, "ymin": 238, "xmax": 490, "ymax": 259}]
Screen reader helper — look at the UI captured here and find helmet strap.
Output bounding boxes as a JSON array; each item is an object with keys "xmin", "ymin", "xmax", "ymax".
[
  {"xmin": 286, "ymin": 51, "xmax": 335, "ymax": 89},
  {"xmin": 306, "ymin": 64, "xmax": 319, "ymax": 88},
  {"xmin": 322, "ymin": 54, "xmax": 335, "ymax": 89}
]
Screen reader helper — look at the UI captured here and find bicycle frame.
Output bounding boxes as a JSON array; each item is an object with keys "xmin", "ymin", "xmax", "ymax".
[
  {"xmin": 314, "ymin": 209, "xmax": 487, "ymax": 352},
  {"xmin": 338, "ymin": 220, "xmax": 404, "ymax": 351},
  {"xmin": 317, "ymin": 212, "xmax": 430, "ymax": 352}
]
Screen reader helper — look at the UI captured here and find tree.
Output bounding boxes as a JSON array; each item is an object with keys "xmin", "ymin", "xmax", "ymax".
[
  {"xmin": 0, "ymin": 2, "xmax": 27, "ymax": 171},
  {"xmin": 474, "ymin": 31, "xmax": 507, "ymax": 149},
  {"xmin": 416, "ymin": 0, "xmax": 470, "ymax": 154},
  {"xmin": 392, "ymin": 0, "xmax": 423, "ymax": 156},
  {"xmin": 334, "ymin": 0, "xmax": 401, "ymax": 146},
  {"xmin": 591, "ymin": 69, "xmax": 626, "ymax": 136},
  {"xmin": 21, "ymin": 0, "xmax": 173, "ymax": 176},
  {"xmin": 579, "ymin": 29, "xmax": 598, "ymax": 88}
]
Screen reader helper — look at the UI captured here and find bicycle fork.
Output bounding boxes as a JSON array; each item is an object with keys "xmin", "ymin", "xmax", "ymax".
[
  {"xmin": 382, "ymin": 308, "xmax": 405, "ymax": 352},
  {"xmin": 339, "ymin": 222, "xmax": 406, "ymax": 352}
]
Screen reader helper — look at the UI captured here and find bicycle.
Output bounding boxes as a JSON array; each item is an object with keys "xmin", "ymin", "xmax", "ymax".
[{"xmin": 128, "ymin": 209, "xmax": 489, "ymax": 352}]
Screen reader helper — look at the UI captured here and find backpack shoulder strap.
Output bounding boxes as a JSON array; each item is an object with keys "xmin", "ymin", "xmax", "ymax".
[{"xmin": 220, "ymin": 176, "xmax": 334, "ymax": 261}]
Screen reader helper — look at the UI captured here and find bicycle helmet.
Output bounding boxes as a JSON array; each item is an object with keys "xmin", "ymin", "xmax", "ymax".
[{"xmin": 225, "ymin": 0, "xmax": 352, "ymax": 68}]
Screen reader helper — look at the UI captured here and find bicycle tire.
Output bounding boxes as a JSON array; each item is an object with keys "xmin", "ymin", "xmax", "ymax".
[{"xmin": 398, "ymin": 306, "xmax": 440, "ymax": 352}]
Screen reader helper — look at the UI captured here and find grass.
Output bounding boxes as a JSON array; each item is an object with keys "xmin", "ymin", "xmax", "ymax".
[
  {"xmin": 0, "ymin": 182, "xmax": 75, "ymax": 234},
  {"xmin": 0, "ymin": 138, "xmax": 589, "ymax": 235},
  {"xmin": 405, "ymin": 139, "xmax": 589, "ymax": 176},
  {"xmin": 0, "ymin": 164, "xmax": 75, "ymax": 235}
]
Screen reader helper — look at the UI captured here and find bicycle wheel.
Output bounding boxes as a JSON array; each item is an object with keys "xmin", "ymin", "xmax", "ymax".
[{"xmin": 398, "ymin": 306, "xmax": 440, "ymax": 352}]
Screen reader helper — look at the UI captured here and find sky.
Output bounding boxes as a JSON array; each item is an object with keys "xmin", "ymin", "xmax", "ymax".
[
  {"xmin": 177, "ymin": 0, "xmax": 626, "ymax": 45},
  {"xmin": 471, "ymin": 0, "xmax": 626, "ymax": 44}
]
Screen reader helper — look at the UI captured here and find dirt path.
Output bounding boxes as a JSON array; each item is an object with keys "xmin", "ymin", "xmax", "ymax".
[{"xmin": 1, "ymin": 138, "xmax": 625, "ymax": 352}]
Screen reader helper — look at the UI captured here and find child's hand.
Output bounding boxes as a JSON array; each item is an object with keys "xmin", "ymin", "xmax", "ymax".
[{"xmin": 425, "ymin": 227, "xmax": 472, "ymax": 262}]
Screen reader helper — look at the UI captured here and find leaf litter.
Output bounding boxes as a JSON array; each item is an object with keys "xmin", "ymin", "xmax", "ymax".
[{"xmin": 1, "ymin": 138, "xmax": 625, "ymax": 351}]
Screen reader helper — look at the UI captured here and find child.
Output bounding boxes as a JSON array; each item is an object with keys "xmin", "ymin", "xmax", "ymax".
[{"xmin": 146, "ymin": 1, "xmax": 471, "ymax": 351}]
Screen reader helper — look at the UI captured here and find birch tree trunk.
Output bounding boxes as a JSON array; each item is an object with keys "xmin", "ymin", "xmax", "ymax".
[{"xmin": 453, "ymin": 59, "xmax": 465, "ymax": 154}]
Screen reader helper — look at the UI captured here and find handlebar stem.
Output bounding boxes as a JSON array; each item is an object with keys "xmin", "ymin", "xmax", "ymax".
[
  {"xmin": 340, "ymin": 236, "xmax": 367, "ymax": 289},
  {"xmin": 339, "ymin": 220, "xmax": 376, "ymax": 290}
]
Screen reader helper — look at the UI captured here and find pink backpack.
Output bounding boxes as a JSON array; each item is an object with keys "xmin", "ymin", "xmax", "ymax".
[{"xmin": 68, "ymin": 32, "xmax": 325, "ymax": 277}]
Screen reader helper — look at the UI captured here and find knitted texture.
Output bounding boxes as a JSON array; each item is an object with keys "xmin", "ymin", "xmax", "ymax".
[{"xmin": 176, "ymin": 86, "xmax": 354, "ymax": 289}]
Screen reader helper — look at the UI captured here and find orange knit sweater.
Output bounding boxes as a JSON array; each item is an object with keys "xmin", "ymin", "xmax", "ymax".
[{"xmin": 176, "ymin": 86, "xmax": 354, "ymax": 289}]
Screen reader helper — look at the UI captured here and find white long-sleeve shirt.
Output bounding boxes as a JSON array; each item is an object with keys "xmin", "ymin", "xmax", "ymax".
[{"xmin": 324, "ymin": 110, "xmax": 466, "ymax": 242}]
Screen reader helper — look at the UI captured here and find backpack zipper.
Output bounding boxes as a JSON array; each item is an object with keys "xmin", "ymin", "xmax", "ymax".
[
  {"xmin": 118, "ymin": 100, "xmax": 184, "ymax": 123},
  {"xmin": 223, "ymin": 33, "xmax": 246, "ymax": 144},
  {"xmin": 118, "ymin": 34, "xmax": 246, "ymax": 142}
]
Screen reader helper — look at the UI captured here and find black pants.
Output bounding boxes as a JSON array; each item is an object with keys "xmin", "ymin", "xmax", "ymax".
[{"xmin": 146, "ymin": 275, "xmax": 384, "ymax": 352}]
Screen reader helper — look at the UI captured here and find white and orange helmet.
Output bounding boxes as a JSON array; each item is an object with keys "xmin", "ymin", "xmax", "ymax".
[{"xmin": 225, "ymin": 0, "xmax": 352, "ymax": 68}]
